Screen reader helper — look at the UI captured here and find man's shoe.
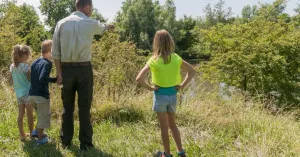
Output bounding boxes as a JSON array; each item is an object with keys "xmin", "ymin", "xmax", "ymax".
[
  {"xmin": 62, "ymin": 143, "xmax": 71, "ymax": 149},
  {"xmin": 80, "ymin": 143, "xmax": 94, "ymax": 151}
]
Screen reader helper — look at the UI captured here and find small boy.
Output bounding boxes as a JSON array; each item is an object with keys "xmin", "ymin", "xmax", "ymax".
[{"xmin": 29, "ymin": 40, "xmax": 57, "ymax": 145}]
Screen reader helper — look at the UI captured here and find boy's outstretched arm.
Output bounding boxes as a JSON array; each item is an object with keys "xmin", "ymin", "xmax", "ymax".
[
  {"xmin": 39, "ymin": 63, "xmax": 57, "ymax": 83},
  {"xmin": 47, "ymin": 64, "xmax": 57, "ymax": 83},
  {"xmin": 136, "ymin": 64, "xmax": 159, "ymax": 91},
  {"xmin": 176, "ymin": 60, "xmax": 196, "ymax": 90}
]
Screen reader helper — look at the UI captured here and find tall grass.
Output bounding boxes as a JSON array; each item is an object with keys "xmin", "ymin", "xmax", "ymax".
[{"xmin": 1, "ymin": 76, "xmax": 300, "ymax": 157}]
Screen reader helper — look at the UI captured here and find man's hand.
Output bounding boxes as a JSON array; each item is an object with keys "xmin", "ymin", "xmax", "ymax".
[
  {"xmin": 57, "ymin": 74, "xmax": 62, "ymax": 85},
  {"xmin": 54, "ymin": 60, "xmax": 62, "ymax": 85},
  {"xmin": 107, "ymin": 24, "xmax": 114, "ymax": 32}
]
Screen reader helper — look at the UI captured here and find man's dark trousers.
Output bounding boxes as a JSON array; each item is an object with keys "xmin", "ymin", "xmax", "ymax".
[{"xmin": 60, "ymin": 63, "xmax": 94, "ymax": 149}]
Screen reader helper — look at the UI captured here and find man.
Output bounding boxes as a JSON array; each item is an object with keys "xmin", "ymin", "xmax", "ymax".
[{"xmin": 52, "ymin": 0, "xmax": 114, "ymax": 150}]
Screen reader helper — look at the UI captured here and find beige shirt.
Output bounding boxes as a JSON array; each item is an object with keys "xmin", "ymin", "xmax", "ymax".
[{"xmin": 52, "ymin": 11, "xmax": 107, "ymax": 62}]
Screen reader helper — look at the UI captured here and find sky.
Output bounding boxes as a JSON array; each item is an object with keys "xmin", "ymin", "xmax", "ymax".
[{"xmin": 15, "ymin": 0, "xmax": 300, "ymax": 23}]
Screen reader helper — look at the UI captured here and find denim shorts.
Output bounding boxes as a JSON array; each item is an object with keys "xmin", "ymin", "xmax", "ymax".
[{"xmin": 153, "ymin": 94, "xmax": 177, "ymax": 113}]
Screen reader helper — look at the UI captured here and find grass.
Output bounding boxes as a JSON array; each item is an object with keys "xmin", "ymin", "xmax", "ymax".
[{"xmin": 1, "ymin": 79, "xmax": 300, "ymax": 157}]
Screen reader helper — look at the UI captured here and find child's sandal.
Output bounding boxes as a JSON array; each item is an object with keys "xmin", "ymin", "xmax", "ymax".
[
  {"xmin": 20, "ymin": 137, "xmax": 26, "ymax": 142},
  {"xmin": 20, "ymin": 133, "xmax": 30, "ymax": 141}
]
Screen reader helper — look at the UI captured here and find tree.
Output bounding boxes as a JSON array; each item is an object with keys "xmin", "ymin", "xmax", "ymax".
[
  {"xmin": 0, "ymin": 2, "xmax": 21, "ymax": 69},
  {"xmin": 202, "ymin": 0, "xmax": 233, "ymax": 27},
  {"xmin": 40, "ymin": 0, "xmax": 107, "ymax": 41},
  {"xmin": 241, "ymin": 5, "xmax": 258, "ymax": 22},
  {"xmin": 256, "ymin": 0, "xmax": 287, "ymax": 22},
  {"xmin": 17, "ymin": 4, "xmax": 49, "ymax": 52},
  {"xmin": 198, "ymin": 19, "xmax": 300, "ymax": 104},
  {"xmin": 293, "ymin": 4, "xmax": 300, "ymax": 26},
  {"xmin": 0, "ymin": 2, "xmax": 48, "ymax": 52},
  {"xmin": 40, "ymin": 0, "xmax": 76, "ymax": 33},
  {"xmin": 92, "ymin": 33, "xmax": 146, "ymax": 100},
  {"xmin": 116, "ymin": 0, "xmax": 156, "ymax": 50},
  {"xmin": 116, "ymin": 0, "xmax": 183, "ymax": 51},
  {"xmin": 175, "ymin": 16, "xmax": 197, "ymax": 59},
  {"xmin": 156, "ymin": 0, "xmax": 176, "ymax": 32},
  {"xmin": 295, "ymin": 4, "xmax": 300, "ymax": 14},
  {"xmin": 92, "ymin": 8, "xmax": 107, "ymax": 23}
]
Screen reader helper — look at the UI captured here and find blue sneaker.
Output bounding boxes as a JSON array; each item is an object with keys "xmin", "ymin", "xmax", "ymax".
[
  {"xmin": 36, "ymin": 137, "xmax": 49, "ymax": 145},
  {"xmin": 31, "ymin": 130, "xmax": 47, "ymax": 138},
  {"xmin": 177, "ymin": 150, "xmax": 186, "ymax": 157}
]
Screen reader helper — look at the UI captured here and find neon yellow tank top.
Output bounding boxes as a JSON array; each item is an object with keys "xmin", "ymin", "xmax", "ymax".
[{"xmin": 147, "ymin": 53, "xmax": 182, "ymax": 87}]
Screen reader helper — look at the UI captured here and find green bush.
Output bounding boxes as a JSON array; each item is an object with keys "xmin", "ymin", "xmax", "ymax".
[
  {"xmin": 92, "ymin": 33, "xmax": 147, "ymax": 100},
  {"xmin": 197, "ymin": 19, "xmax": 300, "ymax": 104}
]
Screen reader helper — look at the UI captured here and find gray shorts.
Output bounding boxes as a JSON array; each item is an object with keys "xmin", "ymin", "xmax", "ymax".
[
  {"xmin": 153, "ymin": 94, "xmax": 177, "ymax": 113},
  {"xmin": 17, "ymin": 95, "xmax": 29, "ymax": 105},
  {"xmin": 29, "ymin": 96, "xmax": 51, "ymax": 129}
]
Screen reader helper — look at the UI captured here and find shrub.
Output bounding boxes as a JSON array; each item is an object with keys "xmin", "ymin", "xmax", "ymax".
[
  {"xmin": 197, "ymin": 20, "xmax": 300, "ymax": 104},
  {"xmin": 92, "ymin": 33, "xmax": 147, "ymax": 100}
]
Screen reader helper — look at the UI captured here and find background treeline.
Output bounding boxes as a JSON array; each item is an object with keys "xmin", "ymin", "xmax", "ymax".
[{"xmin": 1, "ymin": 0, "xmax": 300, "ymax": 104}]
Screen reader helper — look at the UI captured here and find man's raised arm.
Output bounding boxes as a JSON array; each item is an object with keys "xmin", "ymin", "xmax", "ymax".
[{"xmin": 94, "ymin": 20, "xmax": 114, "ymax": 35}]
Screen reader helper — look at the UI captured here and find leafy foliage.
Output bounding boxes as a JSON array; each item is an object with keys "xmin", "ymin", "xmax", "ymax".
[
  {"xmin": 115, "ymin": 0, "xmax": 197, "ymax": 58},
  {"xmin": 0, "ymin": 3, "xmax": 22, "ymax": 69},
  {"xmin": 39, "ymin": 0, "xmax": 76, "ymax": 33},
  {"xmin": 201, "ymin": 0, "xmax": 234, "ymax": 28},
  {"xmin": 198, "ymin": 19, "xmax": 300, "ymax": 104},
  {"xmin": 92, "ymin": 33, "xmax": 146, "ymax": 100},
  {"xmin": 1, "ymin": 0, "xmax": 300, "ymax": 106},
  {"xmin": 116, "ymin": 0, "xmax": 156, "ymax": 50},
  {"xmin": 241, "ymin": 5, "xmax": 258, "ymax": 23},
  {"xmin": 91, "ymin": 8, "xmax": 107, "ymax": 23},
  {"xmin": 175, "ymin": 16, "xmax": 197, "ymax": 59},
  {"xmin": 0, "ymin": 3, "xmax": 48, "ymax": 52}
]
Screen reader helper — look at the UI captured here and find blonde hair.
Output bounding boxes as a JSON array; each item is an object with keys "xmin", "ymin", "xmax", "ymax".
[
  {"xmin": 41, "ymin": 40, "xmax": 52, "ymax": 54},
  {"xmin": 152, "ymin": 30, "xmax": 175, "ymax": 64},
  {"xmin": 12, "ymin": 45, "xmax": 31, "ymax": 67}
]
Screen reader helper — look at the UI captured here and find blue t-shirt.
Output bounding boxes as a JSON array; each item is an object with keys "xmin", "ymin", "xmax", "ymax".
[
  {"xmin": 29, "ymin": 58, "xmax": 57, "ymax": 99},
  {"xmin": 10, "ymin": 63, "xmax": 31, "ymax": 98}
]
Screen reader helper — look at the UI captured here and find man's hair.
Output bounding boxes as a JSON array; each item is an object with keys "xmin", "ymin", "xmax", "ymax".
[
  {"xmin": 76, "ymin": 0, "xmax": 92, "ymax": 8},
  {"xmin": 41, "ymin": 40, "xmax": 52, "ymax": 54}
]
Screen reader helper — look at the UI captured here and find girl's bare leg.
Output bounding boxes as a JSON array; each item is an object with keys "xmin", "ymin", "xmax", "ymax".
[
  {"xmin": 157, "ymin": 112, "xmax": 171, "ymax": 154},
  {"xmin": 25, "ymin": 104, "xmax": 34, "ymax": 135},
  {"xmin": 18, "ymin": 104, "xmax": 26, "ymax": 138},
  {"xmin": 167, "ymin": 112, "xmax": 184, "ymax": 152}
]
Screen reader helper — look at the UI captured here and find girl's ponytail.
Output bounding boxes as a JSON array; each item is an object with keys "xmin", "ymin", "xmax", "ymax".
[
  {"xmin": 11, "ymin": 45, "xmax": 31, "ymax": 67},
  {"xmin": 12, "ymin": 45, "xmax": 21, "ymax": 67}
]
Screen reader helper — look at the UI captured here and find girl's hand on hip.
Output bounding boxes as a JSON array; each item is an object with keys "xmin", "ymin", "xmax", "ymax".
[
  {"xmin": 151, "ymin": 86, "xmax": 160, "ymax": 91},
  {"xmin": 175, "ymin": 85, "xmax": 183, "ymax": 91}
]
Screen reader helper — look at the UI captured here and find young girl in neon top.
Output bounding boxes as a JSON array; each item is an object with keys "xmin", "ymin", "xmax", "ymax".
[{"xmin": 136, "ymin": 30, "xmax": 196, "ymax": 157}]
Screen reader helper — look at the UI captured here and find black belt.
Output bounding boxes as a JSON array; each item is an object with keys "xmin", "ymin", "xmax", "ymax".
[{"xmin": 62, "ymin": 61, "xmax": 91, "ymax": 67}]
